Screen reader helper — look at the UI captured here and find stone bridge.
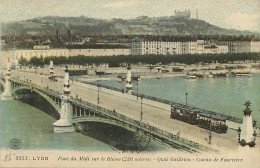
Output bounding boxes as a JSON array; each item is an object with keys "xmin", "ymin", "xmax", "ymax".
[{"xmin": 0, "ymin": 73, "xmax": 216, "ymax": 153}]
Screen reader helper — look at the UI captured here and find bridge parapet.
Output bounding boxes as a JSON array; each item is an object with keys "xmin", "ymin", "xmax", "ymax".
[
  {"xmin": 8, "ymin": 77, "xmax": 218, "ymax": 153},
  {"xmin": 70, "ymin": 96, "xmax": 218, "ymax": 153},
  {"xmin": 10, "ymin": 78, "xmax": 62, "ymax": 97}
]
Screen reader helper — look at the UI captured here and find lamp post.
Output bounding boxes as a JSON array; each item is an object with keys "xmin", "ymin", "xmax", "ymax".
[
  {"xmin": 41, "ymin": 75, "xmax": 42, "ymax": 86},
  {"xmin": 185, "ymin": 93, "xmax": 188, "ymax": 105},
  {"xmin": 97, "ymin": 84, "xmax": 100, "ymax": 104},
  {"xmin": 253, "ymin": 121, "xmax": 257, "ymax": 142},
  {"xmin": 136, "ymin": 81, "xmax": 139, "ymax": 101},
  {"xmin": 23, "ymin": 67, "xmax": 25, "ymax": 81},
  {"xmin": 209, "ymin": 115, "xmax": 212, "ymax": 144},
  {"xmin": 253, "ymin": 131, "xmax": 257, "ymax": 142},
  {"xmin": 140, "ymin": 96, "xmax": 143, "ymax": 121},
  {"xmin": 237, "ymin": 127, "xmax": 241, "ymax": 143}
]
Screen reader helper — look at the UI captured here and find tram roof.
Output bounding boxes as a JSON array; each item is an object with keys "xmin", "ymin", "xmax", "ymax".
[{"xmin": 199, "ymin": 113, "xmax": 226, "ymax": 121}]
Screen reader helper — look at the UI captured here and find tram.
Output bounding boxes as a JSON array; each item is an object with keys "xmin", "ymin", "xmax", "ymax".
[{"xmin": 170, "ymin": 105, "xmax": 228, "ymax": 133}]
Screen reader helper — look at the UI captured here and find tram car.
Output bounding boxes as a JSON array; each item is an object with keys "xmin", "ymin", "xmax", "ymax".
[
  {"xmin": 170, "ymin": 105, "xmax": 228, "ymax": 133},
  {"xmin": 197, "ymin": 113, "xmax": 228, "ymax": 133}
]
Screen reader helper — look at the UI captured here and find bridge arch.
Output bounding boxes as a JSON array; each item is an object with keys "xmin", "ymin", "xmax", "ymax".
[
  {"xmin": 11, "ymin": 85, "xmax": 61, "ymax": 115},
  {"xmin": 72, "ymin": 116, "xmax": 148, "ymax": 135}
]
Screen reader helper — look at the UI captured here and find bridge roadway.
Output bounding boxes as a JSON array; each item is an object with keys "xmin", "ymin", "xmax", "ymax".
[{"xmin": 11, "ymin": 70, "xmax": 260, "ymax": 153}]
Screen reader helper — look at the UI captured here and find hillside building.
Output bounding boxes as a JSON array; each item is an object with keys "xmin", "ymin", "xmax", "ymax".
[{"xmin": 174, "ymin": 10, "xmax": 191, "ymax": 19}]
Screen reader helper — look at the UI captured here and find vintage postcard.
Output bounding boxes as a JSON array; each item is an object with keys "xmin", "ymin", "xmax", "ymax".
[{"xmin": 0, "ymin": 0, "xmax": 259, "ymax": 167}]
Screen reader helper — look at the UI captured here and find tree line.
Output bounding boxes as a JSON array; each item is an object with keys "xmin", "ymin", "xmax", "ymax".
[{"xmin": 19, "ymin": 53, "xmax": 260, "ymax": 67}]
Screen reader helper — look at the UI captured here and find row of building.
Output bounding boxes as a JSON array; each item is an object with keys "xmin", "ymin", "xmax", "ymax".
[
  {"xmin": 3, "ymin": 40, "xmax": 260, "ymax": 60},
  {"xmin": 131, "ymin": 40, "xmax": 260, "ymax": 55}
]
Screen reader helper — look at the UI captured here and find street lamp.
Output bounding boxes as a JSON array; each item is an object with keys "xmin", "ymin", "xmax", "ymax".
[
  {"xmin": 136, "ymin": 81, "xmax": 139, "ymax": 101},
  {"xmin": 237, "ymin": 127, "xmax": 241, "ymax": 143},
  {"xmin": 23, "ymin": 67, "xmax": 25, "ymax": 81},
  {"xmin": 185, "ymin": 93, "xmax": 188, "ymax": 105},
  {"xmin": 140, "ymin": 96, "xmax": 143, "ymax": 121},
  {"xmin": 209, "ymin": 115, "xmax": 212, "ymax": 144},
  {"xmin": 97, "ymin": 84, "xmax": 100, "ymax": 104},
  {"xmin": 253, "ymin": 131, "xmax": 257, "ymax": 142},
  {"xmin": 41, "ymin": 75, "xmax": 43, "ymax": 86},
  {"xmin": 253, "ymin": 121, "xmax": 257, "ymax": 142}
]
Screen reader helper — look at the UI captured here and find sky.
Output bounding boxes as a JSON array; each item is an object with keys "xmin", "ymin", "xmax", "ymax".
[{"xmin": 0, "ymin": 0, "xmax": 260, "ymax": 32}]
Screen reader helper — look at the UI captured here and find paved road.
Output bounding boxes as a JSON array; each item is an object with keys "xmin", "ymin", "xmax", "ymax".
[{"xmin": 11, "ymin": 70, "xmax": 260, "ymax": 153}]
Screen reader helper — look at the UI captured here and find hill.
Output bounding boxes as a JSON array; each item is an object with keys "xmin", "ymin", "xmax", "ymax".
[{"xmin": 0, "ymin": 15, "xmax": 257, "ymax": 36}]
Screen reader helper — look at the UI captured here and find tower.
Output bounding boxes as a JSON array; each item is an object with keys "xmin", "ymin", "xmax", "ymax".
[
  {"xmin": 239, "ymin": 101, "xmax": 256, "ymax": 147},
  {"xmin": 125, "ymin": 66, "xmax": 132, "ymax": 93},
  {"xmin": 196, "ymin": 9, "xmax": 199, "ymax": 20},
  {"xmin": 53, "ymin": 66, "xmax": 75, "ymax": 133},
  {"xmin": 1, "ymin": 58, "xmax": 14, "ymax": 100}
]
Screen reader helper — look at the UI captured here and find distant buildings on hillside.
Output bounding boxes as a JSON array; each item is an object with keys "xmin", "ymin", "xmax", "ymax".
[{"xmin": 174, "ymin": 10, "xmax": 191, "ymax": 19}]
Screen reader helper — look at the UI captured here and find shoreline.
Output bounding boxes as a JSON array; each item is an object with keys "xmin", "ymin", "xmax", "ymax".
[{"xmin": 77, "ymin": 68, "xmax": 260, "ymax": 82}]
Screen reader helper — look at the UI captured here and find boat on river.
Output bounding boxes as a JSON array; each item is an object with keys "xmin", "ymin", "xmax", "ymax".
[
  {"xmin": 117, "ymin": 74, "xmax": 126, "ymax": 82},
  {"xmin": 185, "ymin": 72, "xmax": 197, "ymax": 80},
  {"xmin": 232, "ymin": 71, "xmax": 253, "ymax": 76}
]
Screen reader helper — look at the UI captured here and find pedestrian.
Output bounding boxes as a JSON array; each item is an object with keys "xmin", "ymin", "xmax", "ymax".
[{"xmin": 177, "ymin": 131, "xmax": 180, "ymax": 139}]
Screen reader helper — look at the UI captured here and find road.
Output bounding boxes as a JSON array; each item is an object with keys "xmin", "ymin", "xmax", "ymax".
[{"xmin": 11, "ymin": 69, "xmax": 260, "ymax": 153}]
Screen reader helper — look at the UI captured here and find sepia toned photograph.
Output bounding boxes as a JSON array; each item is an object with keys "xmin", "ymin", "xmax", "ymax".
[{"xmin": 0, "ymin": 0, "xmax": 259, "ymax": 167}]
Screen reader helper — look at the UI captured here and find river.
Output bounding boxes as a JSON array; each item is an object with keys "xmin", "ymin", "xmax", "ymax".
[{"xmin": 0, "ymin": 99, "xmax": 173, "ymax": 152}]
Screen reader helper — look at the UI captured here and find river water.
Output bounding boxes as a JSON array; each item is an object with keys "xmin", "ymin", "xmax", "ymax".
[
  {"xmin": 98, "ymin": 73, "xmax": 260, "ymax": 126},
  {"xmin": 0, "ymin": 99, "xmax": 173, "ymax": 152}
]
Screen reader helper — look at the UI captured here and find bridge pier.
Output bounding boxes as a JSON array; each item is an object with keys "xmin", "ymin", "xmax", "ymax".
[
  {"xmin": 53, "ymin": 66, "xmax": 75, "ymax": 133},
  {"xmin": 1, "ymin": 58, "xmax": 14, "ymax": 100},
  {"xmin": 53, "ymin": 95, "xmax": 75, "ymax": 133}
]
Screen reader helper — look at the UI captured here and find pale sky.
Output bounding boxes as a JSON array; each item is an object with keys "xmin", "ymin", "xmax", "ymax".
[{"xmin": 0, "ymin": 0, "xmax": 260, "ymax": 32}]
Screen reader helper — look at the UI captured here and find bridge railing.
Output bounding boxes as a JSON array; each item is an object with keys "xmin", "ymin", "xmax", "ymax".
[
  {"xmin": 70, "ymin": 95, "xmax": 216, "ymax": 152},
  {"xmin": 82, "ymin": 81, "xmax": 123, "ymax": 92},
  {"xmin": 10, "ymin": 78, "xmax": 63, "ymax": 97}
]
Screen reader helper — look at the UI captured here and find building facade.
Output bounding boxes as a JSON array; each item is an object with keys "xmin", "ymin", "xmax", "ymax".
[
  {"xmin": 132, "ymin": 40, "xmax": 229, "ymax": 55},
  {"xmin": 68, "ymin": 48, "xmax": 131, "ymax": 57},
  {"xmin": 8, "ymin": 47, "xmax": 131, "ymax": 60},
  {"xmin": 250, "ymin": 41, "xmax": 260, "ymax": 53}
]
